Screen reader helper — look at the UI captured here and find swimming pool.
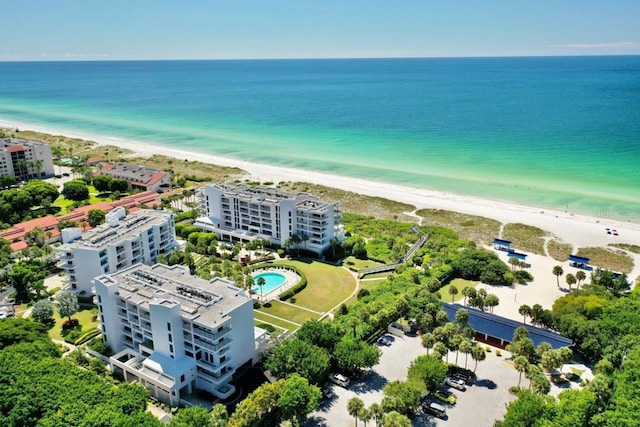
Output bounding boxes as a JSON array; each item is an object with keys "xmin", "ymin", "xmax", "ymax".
[{"xmin": 253, "ymin": 272, "xmax": 287, "ymax": 295}]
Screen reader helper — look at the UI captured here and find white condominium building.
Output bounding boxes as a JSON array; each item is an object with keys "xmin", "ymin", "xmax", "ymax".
[
  {"xmin": 195, "ymin": 183, "xmax": 344, "ymax": 254},
  {"xmin": 57, "ymin": 208, "xmax": 176, "ymax": 294},
  {"xmin": 0, "ymin": 138, "xmax": 54, "ymax": 181},
  {"xmin": 94, "ymin": 263, "xmax": 256, "ymax": 404}
]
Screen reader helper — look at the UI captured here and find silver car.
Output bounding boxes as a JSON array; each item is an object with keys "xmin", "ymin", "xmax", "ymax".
[{"xmin": 444, "ymin": 376, "xmax": 467, "ymax": 391}]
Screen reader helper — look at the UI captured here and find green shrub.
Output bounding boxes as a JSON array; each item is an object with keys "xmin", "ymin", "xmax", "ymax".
[
  {"xmin": 88, "ymin": 336, "xmax": 113, "ymax": 356},
  {"xmin": 257, "ymin": 323, "xmax": 276, "ymax": 333},
  {"xmin": 75, "ymin": 328, "xmax": 101, "ymax": 345},
  {"xmin": 277, "ymin": 248, "xmax": 286, "ymax": 257}
]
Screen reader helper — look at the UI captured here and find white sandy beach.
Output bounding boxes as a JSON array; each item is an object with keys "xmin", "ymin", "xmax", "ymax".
[{"xmin": 2, "ymin": 119, "xmax": 640, "ymax": 279}]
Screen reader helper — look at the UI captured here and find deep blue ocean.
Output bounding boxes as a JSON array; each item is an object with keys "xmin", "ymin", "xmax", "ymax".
[{"xmin": 0, "ymin": 56, "xmax": 638, "ymax": 219}]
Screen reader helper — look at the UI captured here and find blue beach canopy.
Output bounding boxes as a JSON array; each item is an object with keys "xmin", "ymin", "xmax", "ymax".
[
  {"xmin": 568, "ymin": 255, "xmax": 590, "ymax": 264},
  {"xmin": 507, "ymin": 252, "xmax": 527, "ymax": 260},
  {"xmin": 492, "ymin": 239, "xmax": 512, "ymax": 246}
]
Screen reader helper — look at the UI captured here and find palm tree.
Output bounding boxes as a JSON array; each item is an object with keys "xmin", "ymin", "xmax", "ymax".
[
  {"xmin": 508, "ymin": 256, "xmax": 520, "ymax": 271},
  {"xmin": 459, "ymin": 340, "xmax": 473, "ymax": 369},
  {"xmin": 552, "ymin": 265, "xmax": 564, "ymax": 287},
  {"xmin": 291, "ymin": 233, "xmax": 302, "ymax": 257},
  {"xmin": 347, "ymin": 397, "xmax": 364, "ymax": 427},
  {"xmin": 530, "ymin": 304, "xmax": 543, "ymax": 326},
  {"xmin": 283, "ymin": 237, "xmax": 293, "ymax": 255},
  {"xmin": 330, "ymin": 236, "xmax": 339, "ymax": 260},
  {"xmin": 359, "ymin": 407, "xmax": 372, "ymax": 427},
  {"xmin": 421, "ymin": 333, "xmax": 435, "ymax": 354},
  {"xmin": 369, "ymin": 403, "xmax": 383, "ymax": 427},
  {"xmin": 256, "ymin": 277, "xmax": 266, "ymax": 301},
  {"xmin": 462, "ymin": 286, "xmax": 476, "ymax": 306},
  {"xmin": 513, "ymin": 356, "xmax": 528, "ymax": 387},
  {"xmin": 566, "ymin": 273, "xmax": 577, "ymax": 290},
  {"xmin": 448, "ymin": 286, "xmax": 459, "ymax": 303},
  {"xmin": 518, "ymin": 304, "xmax": 532, "ymax": 324},
  {"xmin": 576, "ymin": 270, "xmax": 587, "ymax": 289},
  {"xmin": 471, "ymin": 345, "xmax": 486, "ymax": 373},
  {"xmin": 485, "ymin": 294, "xmax": 499, "ymax": 313}
]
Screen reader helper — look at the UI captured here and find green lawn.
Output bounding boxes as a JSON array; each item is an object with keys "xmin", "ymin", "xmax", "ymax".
[
  {"xmin": 346, "ymin": 278, "xmax": 388, "ymax": 307},
  {"xmin": 343, "ymin": 256, "xmax": 384, "ymax": 270},
  {"xmin": 273, "ymin": 259, "xmax": 357, "ymax": 312},
  {"xmin": 256, "ymin": 301, "xmax": 321, "ymax": 325},
  {"xmin": 52, "ymin": 185, "xmax": 116, "ymax": 214},
  {"xmin": 253, "ymin": 311, "xmax": 300, "ymax": 332},
  {"xmin": 47, "ymin": 307, "xmax": 99, "ymax": 341},
  {"xmin": 440, "ymin": 278, "xmax": 479, "ymax": 304}
]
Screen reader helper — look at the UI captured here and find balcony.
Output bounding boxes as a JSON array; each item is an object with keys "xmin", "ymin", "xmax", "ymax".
[{"xmin": 194, "ymin": 337, "xmax": 232, "ymax": 353}]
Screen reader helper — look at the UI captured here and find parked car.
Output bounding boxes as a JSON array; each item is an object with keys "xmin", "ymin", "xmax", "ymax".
[
  {"xmin": 328, "ymin": 373, "xmax": 350, "ymax": 388},
  {"xmin": 377, "ymin": 335, "xmax": 394, "ymax": 346},
  {"xmin": 434, "ymin": 389, "xmax": 456, "ymax": 405},
  {"xmin": 445, "ymin": 376, "xmax": 467, "ymax": 391},
  {"xmin": 452, "ymin": 371, "xmax": 474, "ymax": 385},
  {"xmin": 422, "ymin": 401, "xmax": 447, "ymax": 418},
  {"xmin": 321, "ymin": 384, "xmax": 335, "ymax": 400}
]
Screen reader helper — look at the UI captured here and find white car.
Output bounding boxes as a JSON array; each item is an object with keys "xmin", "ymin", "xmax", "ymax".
[
  {"xmin": 444, "ymin": 376, "xmax": 467, "ymax": 391},
  {"xmin": 328, "ymin": 373, "xmax": 350, "ymax": 388}
]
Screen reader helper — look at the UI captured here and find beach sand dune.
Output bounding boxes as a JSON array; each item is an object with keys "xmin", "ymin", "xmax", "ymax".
[{"xmin": 2, "ymin": 119, "xmax": 639, "ymax": 278}]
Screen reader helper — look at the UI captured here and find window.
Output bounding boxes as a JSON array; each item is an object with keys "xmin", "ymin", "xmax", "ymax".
[
  {"xmin": 167, "ymin": 322, "xmax": 171, "ymax": 331},
  {"xmin": 169, "ymin": 344, "xmax": 174, "ymax": 353},
  {"xmin": 180, "ymin": 374, "xmax": 185, "ymax": 383}
]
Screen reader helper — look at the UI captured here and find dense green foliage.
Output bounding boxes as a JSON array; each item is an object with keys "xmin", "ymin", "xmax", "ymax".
[
  {"xmin": 61, "ymin": 179, "xmax": 90, "ymax": 201},
  {"xmin": 87, "ymin": 208, "xmax": 106, "ymax": 227},
  {"xmin": 0, "ymin": 180, "xmax": 59, "ymax": 226},
  {"xmin": 0, "ymin": 318, "xmax": 161, "ymax": 427},
  {"xmin": 265, "ymin": 339, "xmax": 331, "ymax": 385},
  {"xmin": 228, "ymin": 374, "xmax": 321, "ymax": 427}
]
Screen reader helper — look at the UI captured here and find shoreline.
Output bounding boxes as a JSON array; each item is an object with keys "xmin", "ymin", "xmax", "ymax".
[{"xmin": 2, "ymin": 118, "xmax": 640, "ymax": 253}]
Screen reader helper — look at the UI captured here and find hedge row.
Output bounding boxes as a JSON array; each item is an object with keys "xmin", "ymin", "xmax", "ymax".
[{"xmin": 74, "ymin": 328, "xmax": 100, "ymax": 346}]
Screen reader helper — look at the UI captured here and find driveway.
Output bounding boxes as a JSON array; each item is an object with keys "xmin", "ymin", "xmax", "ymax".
[{"xmin": 307, "ymin": 335, "xmax": 518, "ymax": 427}]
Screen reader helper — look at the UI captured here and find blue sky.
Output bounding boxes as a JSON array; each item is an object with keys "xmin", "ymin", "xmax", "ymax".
[{"xmin": 2, "ymin": 1, "xmax": 639, "ymax": 61}]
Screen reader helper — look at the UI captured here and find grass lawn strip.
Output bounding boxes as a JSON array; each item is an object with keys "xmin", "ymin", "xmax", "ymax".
[
  {"xmin": 273, "ymin": 260, "xmax": 356, "ymax": 312},
  {"xmin": 253, "ymin": 311, "xmax": 300, "ymax": 332},
  {"xmin": 254, "ymin": 320, "xmax": 288, "ymax": 334},
  {"xmin": 47, "ymin": 307, "xmax": 99, "ymax": 341},
  {"xmin": 257, "ymin": 300, "xmax": 321, "ymax": 325},
  {"xmin": 440, "ymin": 278, "xmax": 479, "ymax": 304}
]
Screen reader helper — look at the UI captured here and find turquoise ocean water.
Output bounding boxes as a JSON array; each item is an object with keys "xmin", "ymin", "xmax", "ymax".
[{"xmin": 0, "ymin": 57, "xmax": 638, "ymax": 220}]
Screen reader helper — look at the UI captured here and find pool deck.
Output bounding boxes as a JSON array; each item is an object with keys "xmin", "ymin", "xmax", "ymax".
[{"xmin": 252, "ymin": 267, "xmax": 301, "ymax": 303}]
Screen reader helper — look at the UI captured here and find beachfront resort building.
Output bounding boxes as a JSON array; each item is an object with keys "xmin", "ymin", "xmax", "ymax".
[
  {"xmin": 95, "ymin": 162, "xmax": 172, "ymax": 193},
  {"xmin": 57, "ymin": 208, "xmax": 176, "ymax": 294},
  {"xmin": 94, "ymin": 263, "xmax": 256, "ymax": 404},
  {"xmin": 0, "ymin": 138, "xmax": 54, "ymax": 181},
  {"xmin": 195, "ymin": 183, "xmax": 345, "ymax": 254}
]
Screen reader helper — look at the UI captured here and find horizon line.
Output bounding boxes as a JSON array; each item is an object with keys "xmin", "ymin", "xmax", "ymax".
[{"xmin": 2, "ymin": 53, "xmax": 640, "ymax": 63}]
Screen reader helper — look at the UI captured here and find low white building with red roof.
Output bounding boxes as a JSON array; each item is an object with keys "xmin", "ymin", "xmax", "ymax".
[{"xmin": 96, "ymin": 162, "xmax": 172, "ymax": 193}]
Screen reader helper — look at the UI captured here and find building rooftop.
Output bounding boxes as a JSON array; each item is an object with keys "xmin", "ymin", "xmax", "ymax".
[
  {"xmin": 1, "ymin": 138, "xmax": 47, "ymax": 149},
  {"xmin": 442, "ymin": 303, "xmax": 573, "ymax": 349},
  {"xmin": 105, "ymin": 263, "xmax": 248, "ymax": 325},
  {"xmin": 98, "ymin": 162, "xmax": 170, "ymax": 186},
  {"xmin": 211, "ymin": 183, "xmax": 337, "ymax": 212},
  {"xmin": 60, "ymin": 209, "xmax": 172, "ymax": 249}
]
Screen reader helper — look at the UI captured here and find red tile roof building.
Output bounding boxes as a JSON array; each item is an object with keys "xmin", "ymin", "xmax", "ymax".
[
  {"xmin": 95, "ymin": 162, "xmax": 172, "ymax": 193},
  {"xmin": 0, "ymin": 191, "xmax": 162, "ymax": 252}
]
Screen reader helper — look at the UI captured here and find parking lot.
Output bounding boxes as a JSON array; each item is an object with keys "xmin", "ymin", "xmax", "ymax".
[{"xmin": 307, "ymin": 334, "xmax": 519, "ymax": 427}]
